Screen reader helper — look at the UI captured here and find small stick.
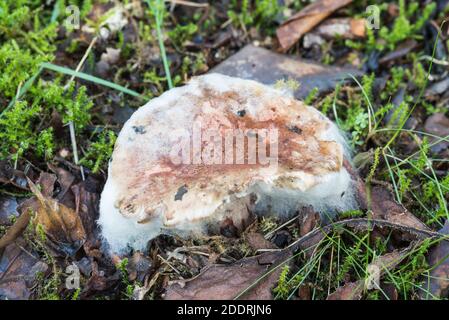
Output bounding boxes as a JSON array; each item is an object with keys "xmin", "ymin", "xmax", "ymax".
[{"xmin": 167, "ymin": 0, "xmax": 209, "ymax": 8}]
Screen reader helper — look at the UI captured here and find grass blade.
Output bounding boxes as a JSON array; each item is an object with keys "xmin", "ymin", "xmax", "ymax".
[{"xmin": 41, "ymin": 62, "xmax": 143, "ymax": 98}]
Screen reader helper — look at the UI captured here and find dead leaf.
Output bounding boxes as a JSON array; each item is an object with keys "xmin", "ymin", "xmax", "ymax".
[
  {"xmin": 421, "ymin": 221, "xmax": 449, "ymax": 299},
  {"xmin": 299, "ymin": 206, "xmax": 321, "ymax": 237},
  {"xmin": 48, "ymin": 164, "xmax": 75, "ymax": 205},
  {"xmin": 370, "ymin": 186, "xmax": 429, "ymax": 231},
  {"xmin": 369, "ymin": 248, "xmax": 410, "ymax": 272},
  {"xmin": 0, "ymin": 172, "xmax": 59, "ymax": 255},
  {"xmin": 0, "ymin": 240, "xmax": 43, "ymax": 300},
  {"xmin": 27, "ymin": 177, "xmax": 86, "ymax": 256},
  {"xmin": 276, "ymin": 0, "xmax": 353, "ymax": 52},
  {"xmin": 381, "ymin": 283, "xmax": 398, "ymax": 300},
  {"xmin": 0, "ymin": 196, "xmax": 19, "ymax": 225},
  {"xmin": 164, "ymin": 250, "xmax": 291, "ymax": 300},
  {"xmin": 71, "ymin": 177, "xmax": 102, "ymax": 257},
  {"xmin": 423, "ymin": 113, "xmax": 449, "ymax": 154},
  {"xmin": 0, "ymin": 160, "xmax": 33, "ymax": 190},
  {"xmin": 304, "ymin": 18, "xmax": 365, "ymax": 44},
  {"xmin": 245, "ymin": 232, "xmax": 276, "ymax": 251},
  {"xmin": 128, "ymin": 251, "xmax": 152, "ymax": 283},
  {"xmin": 379, "ymin": 39, "xmax": 418, "ymax": 65},
  {"xmin": 81, "ymin": 261, "xmax": 120, "ymax": 298},
  {"xmin": 0, "ymin": 208, "xmax": 32, "ymax": 253},
  {"xmin": 327, "ymin": 281, "xmax": 364, "ymax": 300},
  {"xmin": 365, "ymin": 247, "xmax": 411, "ymax": 290},
  {"xmin": 297, "ymin": 284, "xmax": 311, "ymax": 300},
  {"xmin": 0, "ymin": 160, "xmax": 14, "ymax": 184}
]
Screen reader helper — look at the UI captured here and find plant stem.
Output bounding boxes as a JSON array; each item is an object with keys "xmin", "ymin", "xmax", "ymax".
[{"xmin": 148, "ymin": 0, "xmax": 173, "ymax": 89}]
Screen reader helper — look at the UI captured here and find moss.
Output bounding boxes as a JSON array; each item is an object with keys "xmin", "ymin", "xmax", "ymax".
[
  {"xmin": 168, "ymin": 23, "xmax": 198, "ymax": 48},
  {"xmin": 227, "ymin": 0, "xmax": 283, "ymax": 33},
  {"xmin": 0, "ymin": 100, "xmax": 41, "ymax": 161},
  {"xmin": 0, "ymin": 42, "xmax": 50, "ymax": 99},
  {"xmin": 80, "ymin": 130, "xmax": 117, "ymax": 173},
  {"xmin": 347, "ymin": 1, "xmax": 436, "ymax": 53}
]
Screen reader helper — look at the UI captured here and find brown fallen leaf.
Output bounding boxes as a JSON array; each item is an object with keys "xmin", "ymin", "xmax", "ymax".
[
  {"xmin": 423, "ymin": 113, "xmax": 449, "ymax": 154},
  {"xmin": 365, "ymin": 247, "xmax": 412, "ymax": 291},
  {"xmin": 80, "ymin": 260, "xmax": 120, "ymax": 298},
  {"xmin": 276, "ymin": 0, "xmax": 353, "ymax": 52},
  {"xmin": 71, "ymin": 177, "xmax": 102, "ymax": 258},
  {"xmin": 379, "ymin": 39, "xmax": 418, "ymax": 65},
  {"xmin": 303, "ymin": 18, "xmax": 366, "ymax": 48},
  {"xmin": 48, "ymin": 163, "xmax": 75, "ymax": 205},
  {"xmin": 0, "ymin": 160, "xmax": 33, "ymax": 190},
  {"xmin": 0, "ymin": 239, "xmax": 45, "ymax": 300},
  {"xmin": 0, "ymin": 160, "xmax": 14, "ymax": 184},
  {"xmin": 27, "ymin": 177, "xmax": 86, "ymax": 256},
  {"xmin": 327, "ymin": 281, "xmax": 364, "ymax": 300},
  {"xmin": 381, "ymin": 283, "xmax": 398, "ymax": 300},
  {"xmin": 127, "ymin": 251, "xmax": 152, "ymax": 283},
  {"xmin": 299, "ymin": 206, "xmax": 321, "ymax": 237},
  {"xmin": 245, "ymin": 232, "xmax": 277, "ymax": 251},
  {"xmin": 369, "ymin": 248, "xmax": 411, "ymax": 272},
  {"xmin": 369, "ymin": 186, "xmax": 429, "ymax": 231},
  {"xmin": 329, "ymin": 245, "xmax": 413, "ymax": 299},
  {"xmin": 164, "ymin": 250, "xmax": 291, "ymax": 300},
  {"xmin": 0, "ymin": 208, "xmax": 32, "ymax": 255},
  {"xmin": 0, "ymin": 196, "xmax": 19, "ymax": 225},
  {"xmin": 421, "ymin": 221, "xmax": 449, "ymax": 299},
  {"xmin": 297, "ymin": 284, "xmax": 312, "ymax": 300},
  {"xmin": 0, "ymin": 172, "xmax": 62, "ymax": 258}
]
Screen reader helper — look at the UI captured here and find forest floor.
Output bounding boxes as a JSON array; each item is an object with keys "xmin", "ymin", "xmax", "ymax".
[{"xmin": 1, "ymin": 0, "xmax": 449, "ymax": 300}]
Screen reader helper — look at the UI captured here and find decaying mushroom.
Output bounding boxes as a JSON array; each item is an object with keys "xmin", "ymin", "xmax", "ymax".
[{"xmin": 99, "ymin": 74, "xmax": 356, "ymax": 252}]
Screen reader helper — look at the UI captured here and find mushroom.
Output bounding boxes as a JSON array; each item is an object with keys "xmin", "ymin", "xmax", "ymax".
[{"xmin": 99, "ymin": 74, "xmax": 355, "ymax": 252}]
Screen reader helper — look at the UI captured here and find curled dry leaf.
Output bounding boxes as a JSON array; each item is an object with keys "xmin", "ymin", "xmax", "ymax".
[
  {"xmin": 27, "ymin": 177, "xmax": 86, "ymax": 256},
  {"xmin": 276, "ymin": 0, "xmax": 353, "ymax": 52},
  {"xmin": 0, "ymin": 172, "xmax": 59, "ymax": 256},
  {"xmin": 164, "ymin": 250, "xmax": 291, "ymax": 300}
]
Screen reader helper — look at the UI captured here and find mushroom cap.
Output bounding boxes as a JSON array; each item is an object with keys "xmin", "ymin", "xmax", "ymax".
[{"xmin": 99, "ymin": 74, "xmax": 355, "ymax": 252}]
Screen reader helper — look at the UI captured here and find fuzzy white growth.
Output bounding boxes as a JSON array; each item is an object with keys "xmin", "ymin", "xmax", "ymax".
[{"xmin": 99, "ymin": 74, "xmax": 356, "ymax": 253}]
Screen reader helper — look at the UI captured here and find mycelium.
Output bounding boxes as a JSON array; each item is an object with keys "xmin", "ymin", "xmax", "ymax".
[{"xmin": 99, "ymin": 74, "xmax": 355, "ymax": 252}]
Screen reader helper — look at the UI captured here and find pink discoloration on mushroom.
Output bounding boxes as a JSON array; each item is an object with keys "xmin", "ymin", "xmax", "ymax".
[{"xmin": 99, "ymin": 74, "xmax": 355, "ymax": 252}]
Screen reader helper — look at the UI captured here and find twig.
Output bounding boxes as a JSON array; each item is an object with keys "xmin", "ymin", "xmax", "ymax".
[
  {"xmin": 167, "ymin": 0, "xmax": 209, "ymax": 8},
  {"xmin": 288, "ymin": 218, "xmax": 449, "ymax": 253}
]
